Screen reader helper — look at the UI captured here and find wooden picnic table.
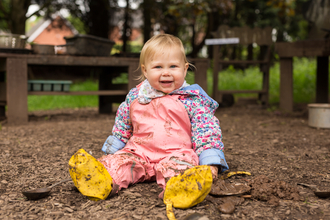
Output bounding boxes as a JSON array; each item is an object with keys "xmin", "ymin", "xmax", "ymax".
[
  {"xmin": 0, "ymin": 53, "xmax": 209, "ymax": 125},
  {"xmin": 275, "ymin": 39, "xmax": 330, "ymax": 112}
]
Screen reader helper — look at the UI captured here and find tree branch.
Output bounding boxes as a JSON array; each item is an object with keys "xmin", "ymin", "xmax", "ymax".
[
  {"xmin": 187, "ymin": 13, "xmax": 212, "ymax": 58},
  {"xmin": 26, "ymin": 0, "xmax": 53, "ymax": 19}
]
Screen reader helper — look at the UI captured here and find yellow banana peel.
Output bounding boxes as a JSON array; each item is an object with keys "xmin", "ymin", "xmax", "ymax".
[
  {"xmin": 164, "ymin": 199, "xmax": 177, "ymax": 220},
  {"xmin": 220, "ymin": 171, "xmax": 251, "ymax": 180},
  {"xmin": 69, "ymin": 149, "xmax": 112, "ymax": 201},
  {"xmin": 164, "ymin": 165, "xmax": 212, "ymax": 210}
]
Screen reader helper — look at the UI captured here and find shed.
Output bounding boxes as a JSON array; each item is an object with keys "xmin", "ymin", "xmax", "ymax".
[{"xmin": 27, "ymin": 14, "xmax": 78, "ymax": 45}]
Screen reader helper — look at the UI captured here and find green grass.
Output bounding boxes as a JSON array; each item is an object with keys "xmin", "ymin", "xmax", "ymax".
[
  {"xmin": 28, "ymin": 80, "xmax": 99, "ymax": 111},
  {"xmin": 28, "ymin": 73, "xmax": 130, "ymax": 112},
  {"xmin": 28, "ymin": 58, "xmax": 328, "ymax": 111}
]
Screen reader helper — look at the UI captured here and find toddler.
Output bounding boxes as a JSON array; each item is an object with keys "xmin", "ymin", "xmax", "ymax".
[{"xmin": 98, "ymin": 34, "xmax": 228, "ymax": 198}]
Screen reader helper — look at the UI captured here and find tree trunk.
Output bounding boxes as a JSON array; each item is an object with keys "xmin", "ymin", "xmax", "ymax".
[
  {"xmin": 143, "ymin": 0, "xmax": 152, "ymax": 43},
  {"xmin": 191, "ymin": 23, "xmax": 195, "ymax": 54},
  {"xmin": 122, "ymin": 0, "xmax": 130, "ymax": 52},
  {"xmin": 88, "ymin": 0, "xmax": 110, "ymax": 39},
  {"xmin": 207, "ymin": 11, "xmax": 217, "ymax": 59},
  {"xmin": 9, "ymin": 0, "xmax": 31, "ymax": 34}
]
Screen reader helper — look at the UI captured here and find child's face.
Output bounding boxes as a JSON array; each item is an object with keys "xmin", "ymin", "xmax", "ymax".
[{"xmin": 141, "ymin": 47, "xmax": 189, "ymax": 94}]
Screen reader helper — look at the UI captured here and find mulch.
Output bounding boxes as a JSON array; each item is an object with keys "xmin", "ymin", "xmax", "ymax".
[{"xmin": 0, "ymin": 103, "xmax": 329, "ymax": 220}]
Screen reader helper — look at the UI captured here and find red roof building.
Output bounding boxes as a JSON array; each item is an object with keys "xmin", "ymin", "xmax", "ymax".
[{"xmin": 27, "ymin": 15, "xmax": 78, "ymax": 45}]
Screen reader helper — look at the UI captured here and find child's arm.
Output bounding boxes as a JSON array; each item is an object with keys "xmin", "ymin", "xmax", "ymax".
[
  {"xmin": 209, "ymin": 165, "xmax": 219, "ymax": 179},
  {"xmin": 101, "ymin": 88, "xmax": 139, "ymax": 154},
  {"xmin": 191, "ymin": 104, "xmax": 228, "ymax": 166},
  {"xmin": 181, "ymin": 87, "xmax": 229, "ymax": 173}
]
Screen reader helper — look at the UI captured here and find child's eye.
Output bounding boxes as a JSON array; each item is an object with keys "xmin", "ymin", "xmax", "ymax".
[
  {"xmin": 170, "ymin": 65, "xmax": 177, "ymax": 68},
  {"xmin": 154, "ymin": 66, "xmax": 162, "ymax": 69}
]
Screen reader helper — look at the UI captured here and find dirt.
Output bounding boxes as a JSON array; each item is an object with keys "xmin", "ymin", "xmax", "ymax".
[
  {"xmin": 249, "ymin": 175, "xmax": 301, "ymax": 206},
  {"xmin": 210, "ymin": 178, "xmax": 251, "ymax": 196},
  {"xmin": 0, "ymin": 103, "xmax": 330, "ymax": 220}
]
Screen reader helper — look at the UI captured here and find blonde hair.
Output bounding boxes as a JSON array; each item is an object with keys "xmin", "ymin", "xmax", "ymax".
[{"xmin": 138, "ymin": 34, "xmax": 193, "ymax": 81}]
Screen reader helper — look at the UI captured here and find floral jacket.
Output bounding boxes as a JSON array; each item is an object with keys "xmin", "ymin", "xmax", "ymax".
[{"xmin": 102, "ymin": 82, "xmax": 229, "ymax": 172}]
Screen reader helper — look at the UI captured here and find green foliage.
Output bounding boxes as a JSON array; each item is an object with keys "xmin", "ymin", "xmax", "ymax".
[
  {"xmin": 111, "ymin": 41, "xmax": 143, "ymax": 54},
  {"xmin": 231, "ymin": 0, "xmax": 310, "ymax": 41},
  {"xmin": 295, "ymin": 20, "xmax": 309, "ymax": 41},
  {"xmin": 112, "ymin": 73, "xmax": 129, "ymax": 84},
  {"xmin": 66, "ymin": 15, "xmax": 86, "ymax": 34},
  {"xmin": 26, "ymin": 16, "xmax": 43, "ymax": 33},
  {"xmin": 0, "ymin": 0, "xmax": 10, "ymax": 31}
]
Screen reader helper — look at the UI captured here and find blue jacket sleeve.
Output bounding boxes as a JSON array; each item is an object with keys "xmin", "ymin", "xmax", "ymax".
[
  {"xmin": 181, "ymin": 84, "xmax": 218, "ymax": 108},
  {"xmin": 101, "ymin": 135, "xmax": 126, "ymax": 155},
  {"xmin": 199, "ymin": 148, "xmax": 229, "ymax": 172}
]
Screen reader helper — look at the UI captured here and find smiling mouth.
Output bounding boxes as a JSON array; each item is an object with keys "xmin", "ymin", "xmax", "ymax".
[{"xmin": 160, "ymin": 81, "xmax": 173, "ymax": 84}]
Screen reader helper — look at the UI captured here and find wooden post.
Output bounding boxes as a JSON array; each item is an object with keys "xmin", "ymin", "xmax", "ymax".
[
  {"xmin": 0, "ymin": 58, "xmax": 5, "ymax": 118},
  {"xmin": 279, "ymin": 57, "xmax": 293, "ymax": 112},
  {"xmin": 316, "ymin": 56, "xmax": 329, "ymax": 103},
  {"xmin": 212, "ymin": 45, "xmax": 219, "ymax": 100},
  {"xmin": 0, "ymin": 75, "xmax": 5, "ymax": 119},
  {"xmin": 128, "ymin": 61, "xmax": 140, "ymax": 90},
  {"xmin": 260, "ymin": 63, "xmax": 270, "ymax": 105},
  {"xmin": 99, "ymin": 67, "xmax": 115, "ymax": 114},
  {"xmin": 99, "ymin": 66, "xmax": 130, "ymax": 114},
  {"xmin": 0, "ymin": 82, "xmax": 5, "ymax": 101},
  {"xmin": 0, "ymin": 58, "xmax": 5, "ymax": 72},
  {"xmin": 194, "ymin": 59, "xmax": 209, "ymax": 93},
  {"xmin": 6, "ymin": 58, "xmax": 28, "ymax": 124}
]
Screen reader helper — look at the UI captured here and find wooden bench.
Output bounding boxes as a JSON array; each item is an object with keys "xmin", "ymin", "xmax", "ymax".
[
  {"xmin": 0, "ymin": 82, "xmax": 5, "ymax": 119},
  {"xmin": 0, "ymin": 53, "xmax": 210, "ymax": 125},
  {"xmin": 0, "ymin": 64, "xmax": 5, "ymax": 119},
  {"xmin": 211, "ymin": 25, "xmax": 273, "ymax": 106}
]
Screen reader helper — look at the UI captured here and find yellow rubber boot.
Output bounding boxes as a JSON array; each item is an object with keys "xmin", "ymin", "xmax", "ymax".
[
  {"xmin": 163, "ymin": 165, "xmax": 212, "ymax": 209},
  {"xmin": 68, "ymin": 149, "xmax": 112, "ymax": 201}
]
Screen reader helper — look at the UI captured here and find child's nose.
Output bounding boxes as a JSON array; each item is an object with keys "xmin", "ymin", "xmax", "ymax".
[{"xmin": 162, "ymin": 69, "xmax": 171, "ymax": 76}]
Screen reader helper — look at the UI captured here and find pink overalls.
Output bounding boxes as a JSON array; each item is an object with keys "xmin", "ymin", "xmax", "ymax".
[{"xmin": 99, "ymin": 95, "xmax": 199, "ymax": 191}]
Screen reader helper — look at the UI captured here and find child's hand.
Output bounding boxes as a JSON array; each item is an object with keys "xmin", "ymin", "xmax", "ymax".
[
  {"xmin": 98, "ymin": 155, "xmax": 108, "ymax": 161},
  {"xmin": 209, "ymin": 165, "xmax": 218, "ymax": 180}
]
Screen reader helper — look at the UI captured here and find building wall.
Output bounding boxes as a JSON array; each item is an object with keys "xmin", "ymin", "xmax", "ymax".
[{"xmin": 33, "ymin": 16, "xmax": 75, "ymax": 45}]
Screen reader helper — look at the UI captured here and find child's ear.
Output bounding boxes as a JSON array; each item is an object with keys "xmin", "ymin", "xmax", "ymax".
[
  {"xmin": 141, "ymin": 64, "xmax": 147, "ymax": 78},
  {"xmin": 184, "ymin": 63, "xmax": 189, "ymax": 77}
]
